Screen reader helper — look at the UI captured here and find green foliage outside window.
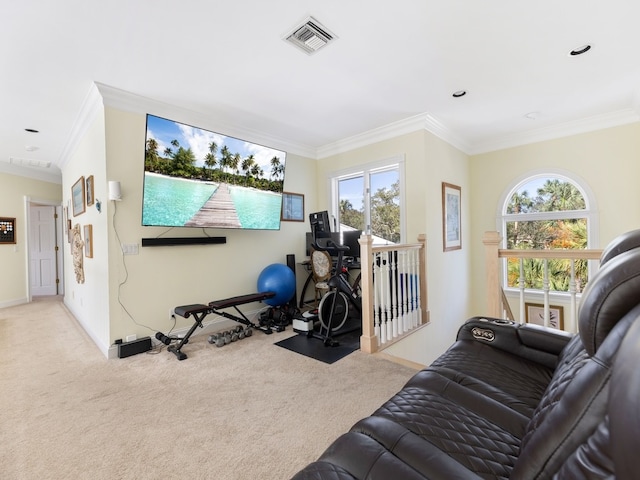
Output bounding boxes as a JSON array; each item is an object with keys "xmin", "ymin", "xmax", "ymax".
[
  {"xmin": 505, "ymin": 179, "xmax": 588, "ymax": 292},
  {"xmin": 339, "ymin": 180, "xmax": 400, "ymax": 244}
]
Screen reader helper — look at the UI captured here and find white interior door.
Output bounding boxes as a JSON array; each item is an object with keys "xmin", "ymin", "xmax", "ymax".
[{"xmin": 29, "ymin": 205, "xmax": 58, "ymax": 296}]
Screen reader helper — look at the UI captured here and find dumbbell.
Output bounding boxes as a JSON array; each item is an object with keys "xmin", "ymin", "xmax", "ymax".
[
  {"xmin": 229, "ymin": 329, "xmax": 239, "ymax": 342},
  {"xmin": 233, "ymin": 325, "xmax": 245, "ymax": 340},
  {"xmin": 207, "ymin": 332, "xmax": 227, "ymax": 348}
]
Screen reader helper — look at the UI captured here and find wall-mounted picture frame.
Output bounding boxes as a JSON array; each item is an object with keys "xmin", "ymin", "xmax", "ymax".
[
  {"xmin": 84, "ymin": 224, "xmax": 93, "ymax": 258},
  {"xmin": 86, "ymin": 175, "xmax": 95, "ymax": 206},
  {"xmin": 525, "ymin": 302, "xmax": 564, "ymax": 330},
  {"xmin": 442, "ymin": 182, "xmax": 461, "ymax": 251},
  {"xmin": 0, "ymin": 217, "xmax": 16, "ymax": 244},
  {"xmin": 281, "ymin": 192, "xmax": 305, "ymax": 222},
  {"xmin": 72, "ymin": 176, "xmax": 86, "ymax": 217}
]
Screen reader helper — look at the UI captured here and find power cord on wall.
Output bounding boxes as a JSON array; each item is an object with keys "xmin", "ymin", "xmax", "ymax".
[{"xmin": 112, "ymin": 200, "xmax": 158, "ymax": 336}]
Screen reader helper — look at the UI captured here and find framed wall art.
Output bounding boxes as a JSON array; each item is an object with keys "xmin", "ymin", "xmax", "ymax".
[
  {"xmin": 72, "ymin": 176, "xmax": 86, "ymax": 216},
  {"xmin": 281, "ymin": 192, "xmax": 305, "ymax": 222},
  {"xmin": 84, "ymin": 224, "xmax": 93, "ymax": 258},
  {"xmin": 86, "ymin": 175, "xmax": 95, "ymax": 206},
  {"xmin": 0, "ymin": 217, "xmax": 16, "ymax": 244},
  {"xmin": 442, "ymin": 182, "xmax": 461, "ymax": 251},
  {"xmin": 525, "ymin": 302, "xmax": 564, "ymax": 330}
]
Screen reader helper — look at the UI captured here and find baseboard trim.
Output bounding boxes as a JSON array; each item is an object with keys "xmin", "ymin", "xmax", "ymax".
[
  {"xmin": 62, "ymin": 299, "xmax": 111, "ymax": 358},
  {"xmin": 0, "ymin": 297, "xmax": 29, "ymax": 309},
  {"xmin": 107, "ymin": 306, "xmax": 267, "ymax": 359}
]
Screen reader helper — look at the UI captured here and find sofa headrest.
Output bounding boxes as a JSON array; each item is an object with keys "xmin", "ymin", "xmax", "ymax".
[
  {"xmin": 578, "ymin": 248, "xmax": 640, "ymax": 356},
  {"xmin": 610, "ymin": 309, "xmax": 640, "ymax": 480},
  {"xmin": 599, "ymin": 228, "xmax": 640, "ymax": 265}
]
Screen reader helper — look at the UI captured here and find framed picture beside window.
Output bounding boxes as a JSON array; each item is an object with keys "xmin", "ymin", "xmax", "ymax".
[
  {"xmin": 281, "ymin": 192, "xmax": 305, "ymax": 222},
  {"xmin": 442, "ymin": 182, "xmax": 461, "ymax": 251}
]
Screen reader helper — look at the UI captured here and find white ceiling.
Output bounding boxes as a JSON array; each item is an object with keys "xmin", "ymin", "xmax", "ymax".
[{"xmin": 2, "ymin": 0, "xmax": 640, "ymax": 182}]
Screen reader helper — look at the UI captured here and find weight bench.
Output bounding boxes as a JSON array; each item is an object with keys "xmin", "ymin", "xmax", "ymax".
[{"xmin": 168, "ymin": 291, "xmax": 276, "ymax": 360}]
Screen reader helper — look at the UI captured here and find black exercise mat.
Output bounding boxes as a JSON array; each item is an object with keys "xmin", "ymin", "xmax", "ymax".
[{"xmin": 275, "ymin": 329, "xmax": 360, "ymax": 364}]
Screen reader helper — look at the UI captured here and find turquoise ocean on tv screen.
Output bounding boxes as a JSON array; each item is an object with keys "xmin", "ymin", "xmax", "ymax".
[{"xmin": 142, "ymin": 174, "xmax": 281, "ymax": 229}]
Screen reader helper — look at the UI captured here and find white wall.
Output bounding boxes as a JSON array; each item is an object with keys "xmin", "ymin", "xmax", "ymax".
[
  {"xmin": 316, "ymin": 130, "xmax": 471, "ymax": 366},
  {"xmin": 0, "ymin": 173, "xmax": 62, "ymax": 307},
  {"xmin": 103, "ymin": 107, "xmax": 317, "ymax": 346},
  {"xmin": 62, "ymin": 106, "xmax": 111, "ymax": 354},
  {"xmin": 468, "ymin": 122, "xmax": 640, "ymax": 315}
]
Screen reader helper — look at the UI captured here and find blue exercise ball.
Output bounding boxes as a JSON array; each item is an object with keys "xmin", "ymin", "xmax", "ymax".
[{"xmin": 257, "ymin": 263, "xmax": 296, "ymax": 306}]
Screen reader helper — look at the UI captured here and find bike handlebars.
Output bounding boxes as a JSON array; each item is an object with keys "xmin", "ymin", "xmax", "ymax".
[{"xmin": 312, "ymin": 240, "xmax": 350, "ymax": 253}]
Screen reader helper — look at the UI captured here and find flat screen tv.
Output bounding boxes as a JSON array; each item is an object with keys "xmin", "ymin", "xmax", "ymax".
[{"xmin": 142, "ymin": 114, "xmax": 287, "ymax": 230}]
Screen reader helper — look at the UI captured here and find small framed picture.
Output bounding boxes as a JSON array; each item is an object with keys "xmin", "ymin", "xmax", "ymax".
[
  {"xmin": 72, "ymin": 176, "xmax": 86, "ymax": 217},
  {"xmin": 442, "ymin": 182, "xmax": 461, "ymax": 251},
  {"xmin": 84, "ymin": 224, "xmax": 93, "ymax": 258},
  {"xmin": 281, "ymin": 192, "xmax": 305, "ymax": 222},
  {"xmin": 0, "ymin": 217, "xmax": 16, "ymax": 244},
  {"xmin": 525, "ymin": 302, "xmax": 564, "ymax": 330},
  {"xmin": 86, "ymin": 175, "xmax": 95, "ymax": 206}
]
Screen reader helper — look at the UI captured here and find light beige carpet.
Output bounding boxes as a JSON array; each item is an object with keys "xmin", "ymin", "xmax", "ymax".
[{"xmin": 0, "ymin": 297, "xmax": 419, "ymax": 480}]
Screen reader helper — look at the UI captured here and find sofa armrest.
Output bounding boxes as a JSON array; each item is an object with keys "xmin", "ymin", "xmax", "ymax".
[
  {"xmin": 456, "ymin": 316, "xmax": 574, "ymax": 369},
  {"xmin": 517, "ymin": 322, "xmax": 573, "ymax": 354}
]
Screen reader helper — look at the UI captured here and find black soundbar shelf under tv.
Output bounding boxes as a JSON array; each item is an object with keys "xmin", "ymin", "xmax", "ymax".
[{"xmin": 141, "ymin": 237, "xmax": 226, "ymax": 247}]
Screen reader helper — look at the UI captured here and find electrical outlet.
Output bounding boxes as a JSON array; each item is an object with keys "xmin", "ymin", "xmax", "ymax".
[
  {"xmin": 122, "ymin": 243, "xmax": 139, "ymax": 255},
  {"xmin": 126, "ymin": 334, "xmax": 137, "ymax": 342}
]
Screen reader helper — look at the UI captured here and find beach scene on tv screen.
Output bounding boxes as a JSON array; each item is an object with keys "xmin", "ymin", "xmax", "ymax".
[{"xmin": 143, "ymin": 115, "xmax": 286, "ymax": 230}]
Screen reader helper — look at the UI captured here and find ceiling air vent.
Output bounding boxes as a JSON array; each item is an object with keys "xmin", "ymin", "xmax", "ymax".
[
  {"xmin": 284, "ymin": 17, "xmax": 336, "ymax": 55},
  {"xmin": 9, "ymin": 157, "xmax": 51, "ymax": 169}
]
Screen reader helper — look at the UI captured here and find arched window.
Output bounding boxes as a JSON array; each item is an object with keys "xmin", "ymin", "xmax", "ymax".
[{"xmin": 499, "ymin": 171, "xmax": 598, "ymax": 293}]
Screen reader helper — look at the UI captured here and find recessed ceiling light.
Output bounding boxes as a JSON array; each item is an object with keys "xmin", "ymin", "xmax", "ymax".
[
  {"xmin": 25, "ymin": 128, "xmax": 39, "ymax": 133},
  {"xmin": 452, "ymin": 90, "xmax": 466, "ymax": 98},
  {"xmin": 25, "ymin": 145, "xmax": 39, "ymax": 152},
  {"xmin": 524, "ymin": 111, "xmax": 540, "ymax": 120},
  {"xmin": 569, "ymin": 44, "xmax": 591, "ymax": 56}
]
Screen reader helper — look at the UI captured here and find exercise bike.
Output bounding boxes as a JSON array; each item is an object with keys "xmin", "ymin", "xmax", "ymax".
[{"xmin": 311, "ymin": 239, "xmax": 362, "ymax": 346}]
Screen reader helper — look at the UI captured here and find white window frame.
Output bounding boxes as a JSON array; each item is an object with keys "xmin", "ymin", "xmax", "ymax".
[
  {"xmin": 327, "ymin": 155, "xmax": 406, "ymax": 244},
  {"xmin": 496, "ymin": 168, "xmax": 599, "ymax": 294}
]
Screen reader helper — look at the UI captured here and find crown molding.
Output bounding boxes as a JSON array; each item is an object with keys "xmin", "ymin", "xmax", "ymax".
[
  {"xmin": 317, "ymin": 112, "xmax": 471, "ymax": 159},
  {"xmin": 57, "ymin": 83, "xmax": 104, "ymax": 169},
  {"xmin": 95, "ymin": 83, "xmax": 318, "ymax": 159},
  {"xmin": 468, "ymin": 108, "xmax": 640, "ymax": 155},
  {"xmin": 61, "ymin": 83, "xmax": 640, "ymax": 167},
  {"xmin": 0, "ymin": 160, "xmax": 62, "ymax": 184}
]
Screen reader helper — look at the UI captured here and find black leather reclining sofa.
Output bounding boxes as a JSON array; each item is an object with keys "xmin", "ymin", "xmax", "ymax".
[{"xmin": 291, "ymin": 229, "xmax": 640, "ymax": 479}]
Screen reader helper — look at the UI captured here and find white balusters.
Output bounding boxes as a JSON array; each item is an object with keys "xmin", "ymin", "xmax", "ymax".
[
  {"xmin": 518, "ymin": 258, "xmax": 525, "ymax": 324},
  {"xmin": 569, "ymin": 260, "xmax": 577, "ymax": 332},
  {"xmin": 390, "ymin": 251, "xmax": 398, "ymax": 339},
  {"xmin": 368, "ymin": 244, "xmax": 425, "ymax": 346}
]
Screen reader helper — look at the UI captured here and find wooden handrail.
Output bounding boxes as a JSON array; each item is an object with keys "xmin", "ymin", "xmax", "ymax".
[
  {"xmin": 484, "ymin": 231, "xmax": 602, "ymax": 320},
  {"xmin": 498, "ymin": 249, "xmax": 603, "ymax": 259}
]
